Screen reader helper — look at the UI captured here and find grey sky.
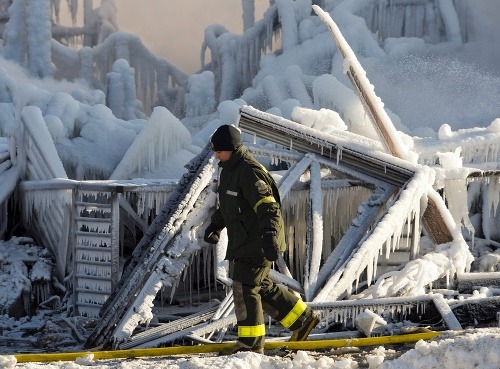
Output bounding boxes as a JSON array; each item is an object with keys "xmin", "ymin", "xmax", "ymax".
[{"xmin": 115, "ymin": 0, "xmax": 269, "ymax": 74}]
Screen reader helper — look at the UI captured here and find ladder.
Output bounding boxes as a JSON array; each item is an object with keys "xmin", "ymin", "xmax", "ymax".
[{"xmin": 73, "ymin": 189, "xmax": 120, "ymax": 318}]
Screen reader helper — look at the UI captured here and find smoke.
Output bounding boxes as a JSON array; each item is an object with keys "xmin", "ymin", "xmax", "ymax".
[{"xmin": 115, "ymin": 0, "xmax": 269, "ymax": 74}]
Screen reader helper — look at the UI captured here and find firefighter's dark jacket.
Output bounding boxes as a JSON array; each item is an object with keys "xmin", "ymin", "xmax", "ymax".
[{"xmin": 210, "ymin": 145, "xmax": 286, "ymax": 260}]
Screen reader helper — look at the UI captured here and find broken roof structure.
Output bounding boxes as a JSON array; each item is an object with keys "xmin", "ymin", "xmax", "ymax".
[
  {"xmin": 83, "ymin": 98, "xmax": 486, "ymax": 349},
  {"xmin": 82, "ymin": 10, "xmax": 494, "ymax": 349},
  {"xmin": 0, "ymin": 1, "xmax": 498, "ymax": 353}
]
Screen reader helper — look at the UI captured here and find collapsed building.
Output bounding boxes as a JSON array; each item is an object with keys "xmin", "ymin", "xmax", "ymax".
[{"xmin": 0, "ymin": 0, "xmax": 498, "ymax": 352}]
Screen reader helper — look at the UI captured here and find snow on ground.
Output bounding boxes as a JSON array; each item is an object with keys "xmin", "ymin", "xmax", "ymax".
[{"xmin": 0, "ymin": 329, "xmax": 498, "ymax": 369}]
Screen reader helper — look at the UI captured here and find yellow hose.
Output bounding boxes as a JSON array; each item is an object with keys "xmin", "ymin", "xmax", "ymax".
[{"xmin": 10, "ymin": 331, "xmax": 440, "ymax": 363}]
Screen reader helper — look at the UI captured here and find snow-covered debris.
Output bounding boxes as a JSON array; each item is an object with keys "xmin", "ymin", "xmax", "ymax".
[
  {"xmin": 0, "ymin": 237, "xmax": 53, "ymax": 316},
  {"xmin": 0, "ymin": 0, "xmax": 499, "ymax": 362},
  {"xmin": 355, "ymin": 309, "xmax": 387, "ymax": 337}
]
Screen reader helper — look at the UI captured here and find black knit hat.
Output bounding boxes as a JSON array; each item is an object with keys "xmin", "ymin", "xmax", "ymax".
[{"xmin": 210, "ymin": 124, "xmax": 242, "ymax": 151}]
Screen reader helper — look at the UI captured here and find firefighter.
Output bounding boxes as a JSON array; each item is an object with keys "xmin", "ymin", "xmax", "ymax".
[{"xmin": 204, "ymin": 124, "xmax": 319, "ymax": 355}]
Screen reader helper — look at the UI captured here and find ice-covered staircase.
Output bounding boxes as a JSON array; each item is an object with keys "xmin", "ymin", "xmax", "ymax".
[{"xmin": 73, "ymin": 189, "xmax": 120, "ymax": 318}]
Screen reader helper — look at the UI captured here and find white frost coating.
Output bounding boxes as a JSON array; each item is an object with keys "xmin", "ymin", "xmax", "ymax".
[
  {"xmin": 219, "ymin": 99, "xmax": 246, "ymax": 126},
  {"xmin": 242, "ymin": 0, "xmax": 255, "ymax": 31},
  {"xmin": 185, "ymin": 71, "xmax": 216, "ymax": 118},
  {"xmin": 437, "ymin": 0, "xmax": 463, "ymax": 44},
  {"xmin": 312, "ymin": 74, "xmax": 379, "ymax": 141},
  {"xmin": 314, "ymin": 168, "xmax": 436, "ymax": 301},
  {"xmin": 437, "ymin": 148, "xmax": 474, "ymax": 239},
  {"xmin": 110, "ymin": 107, "xmax": 191, "ymax": 180},
  {"xmin": 113, "ymin": 251, "xmax": 209, "ymax": 340},
  {"xmin": 355, "ymin": 309, "xmax": 387, "ymax": 337},
  {"xmin": 486, "ymin": 177, "xmax": 500, "ymax": 217},
  {"xmin": 22, "ymin": 189, "xmax": 71, "ymax": 225},
  {"xmin": 202, "ymin": 25, "xmax": 241, "ymax": 103},
  {"xmin": 438, "ymin": 124, "xmax": 454, "ymax": 140},
  {"xmin": 284, "ymin": 181, "xmax": 371, "ymax": 289},
  {"xmin": 20, "ymin": 106, "xmax": 68, "ymax": 179},
  {"xmin": 262, "ymin": 75, "xmax": 287, "ymax": 108},
  {"xmin": 416, "ymin": 125, "xmax": 500, "ymax": 167},
  {"xmin": 26, "ymin": 0, "xmax": 54, "ymax": 78},
  {"xmin": 304, "ymin": 159, "xmax": 323, "ymax": 301},
  {"xmin": 291, "ymin": 106, "xmax": 347, "ymax": 133},
  {"xmin": 112, "ymin": 265, "xmax": 165, "ymax": 341},
  {"xmin": 477, "ymin": 252, "xmax": 500, "ymax": 272},
  {"xmin": 490, "ymin": 118, "xmax": 500, "ymax": 133},
  {"xmin": 443, "ymin": 177, "xmax": 475, "ymax": 239},
  {"xmin": 106, "ymin": 59, "xmax": 145, "ymax": 121},
  {"xmin": 277, "ymin": 155, "xmax": 314, "ymax": 199},
  {"xmin": 276, "ymin": 0, "xmax": 299, "ymax": 51},
  {"xmin": 241, "ymin": 106, "xmax": 417, "ymax": 173},
  {"xmin": 372, "ymin": 247, "xmax": 453, "ymax": 298},
  {"xmin": 482, "ymin": 177, "xmax": 500, "ymax": 242},
  {"xmin": 2, "ymin": 0, "xmax": 28, "ymax": 64},
  {"xmin": 427, "ymin": 187, "xmax": 465, "ymax": 241},
  {"xmin": 0, "ymin": 237, "xmax": 53, "ymax": 313},
  {"xmin": 342, "ymin": 56, "xmax": 353, "ymax": 75},
  {"xmin": 113, "ymin": 165, "xmax": 216, "ymax": 340},
  {"xmin": 313, "ymin": 5, "xmax": 415, "ymax": 163},
  {"xmin": 96, "ymin": 0, "xmax": 119, "ymax": 44},
  {"xmin": 285, "ymin": 65, "xmax": 313, "ymax": 108}
]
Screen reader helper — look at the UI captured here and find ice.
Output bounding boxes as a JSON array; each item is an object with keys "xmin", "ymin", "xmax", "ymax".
[
  {"xmin": 107, "ymin": 59, "xmax": 145, "ymax": 121},
  {"xmin": 185, "ymin": 71, "xmax": 216, "ymax": 118},
  {"xmin": 0, "ymin": 0, "xmax": 498, "ymax": 362},
  {"xmin": 3, "ymin": 0, "xmax": 28, "ymax": 65},
  {"xmin": 242, "ymin": 0, "xmax": 255, "ymax": 31},
  {"xmin": 276, "ymin": 0, "xmax": 300, "ymax": 51},
  {"xmin": 437, "ymin": 0, "xmax": 462, "ymax": 44},
  {"xmin": 110, "ymin": 106, "xmax": 191, "ymax": 180},
  {"xmin": 355, "ymin": 309, "xmax": 387, "ymax": 337},
  {"xmin": 304, "ymin": 159, "xmax": 323, "ymax": 301}
]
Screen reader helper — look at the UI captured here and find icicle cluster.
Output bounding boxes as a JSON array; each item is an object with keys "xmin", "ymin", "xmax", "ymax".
[
  {"xmin": 318, "ymin": 299, "xmax": 429, "ymax": 328},
  {"xmin": 355, "ymin": 0, "xmax": 468, "ymax": 44},
  {"xmin": 110, "ymin": 107, "xmax": 191, "ymax": 180},
  {"xmin": 281, "ymin": 185, "xmax": 371, "ymax": 283}
]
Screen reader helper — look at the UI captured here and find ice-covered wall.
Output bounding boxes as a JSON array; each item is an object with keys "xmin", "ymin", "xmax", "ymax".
[
  {"xmin": 354, "ymin": 0, "xmax": 471, "ymax": 44},
  {"xmin": 51, "ymin": 32, "xmax": 189, "ymax": 117}
]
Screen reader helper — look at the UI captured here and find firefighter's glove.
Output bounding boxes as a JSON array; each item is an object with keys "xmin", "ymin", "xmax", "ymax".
[
  {"xmin": 204, "ymin": 224, "xmax": 222, "ymax": 244},
  {"xmin": 262, "ymin": 230, "xmax": 279, "ymax": 261}
]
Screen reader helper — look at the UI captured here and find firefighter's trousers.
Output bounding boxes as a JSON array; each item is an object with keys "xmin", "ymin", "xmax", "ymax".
[{"xmin": 229, "ymin": 256, "xmax": 312, "ymax": 349}]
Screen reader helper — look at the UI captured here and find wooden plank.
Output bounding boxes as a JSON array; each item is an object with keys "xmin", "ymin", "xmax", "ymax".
[{"xmin": 432, "ymin": 295, "xmax": 462, "ymax": 330}]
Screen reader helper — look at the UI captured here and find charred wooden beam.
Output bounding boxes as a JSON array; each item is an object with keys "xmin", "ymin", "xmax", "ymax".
[{"xmin": 239, "ymin": 107, "xmax": 414, "ymax": 187}]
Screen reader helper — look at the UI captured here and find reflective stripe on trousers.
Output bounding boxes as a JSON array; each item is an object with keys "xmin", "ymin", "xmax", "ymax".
[
  {"xmin": 238, "ymin": 324, "xmax": 266, "ymax": 338},
  {"xmin": 280, "ymin": 299, "xmax": 308, "ymax": 329}
]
